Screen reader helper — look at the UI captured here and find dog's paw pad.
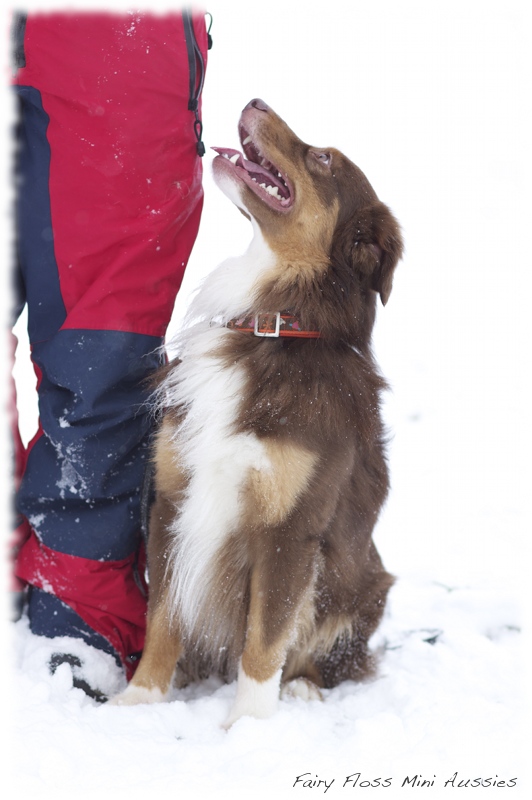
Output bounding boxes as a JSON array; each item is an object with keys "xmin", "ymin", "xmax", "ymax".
[{"xmin": 281, "ymin": 678, "xmax": 323, "ymax": 702}]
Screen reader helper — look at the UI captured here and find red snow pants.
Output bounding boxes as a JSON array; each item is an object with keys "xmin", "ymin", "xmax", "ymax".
[{"xmin": 12, "ymin": 11, "xmax": 208, "ymax": 677}]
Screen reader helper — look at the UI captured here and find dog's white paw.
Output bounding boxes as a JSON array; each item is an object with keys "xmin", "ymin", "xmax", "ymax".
[
  {"xmin": 223, "ymin": 665, "xmax": 281, "ymax": 729},
  {"xmin": 108, "ymin": 684, "xmax": 166, "ymax": 706},
  {"xmin": 281, "ymin": 678, "xmax": 323, "ymax": 702}
]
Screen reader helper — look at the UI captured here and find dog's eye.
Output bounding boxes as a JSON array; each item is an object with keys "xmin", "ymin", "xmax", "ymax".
[{"xmin": 310, "ymin": 150, "xmax": 332, "ymax": 168}]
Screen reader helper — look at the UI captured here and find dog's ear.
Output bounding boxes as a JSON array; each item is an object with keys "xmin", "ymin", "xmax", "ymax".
[
  {"xmin": 333, "ymin": 201, "xmax": 403, "ymax": 305},
  {"xmin": 367, "ymin": 202, "xmax": 403, "ymax": 305}
]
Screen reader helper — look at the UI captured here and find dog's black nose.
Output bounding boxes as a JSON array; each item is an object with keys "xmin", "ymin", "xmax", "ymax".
[{"xmin": 244, "ymin": 98, "xmax": 270, "ymax": 113}]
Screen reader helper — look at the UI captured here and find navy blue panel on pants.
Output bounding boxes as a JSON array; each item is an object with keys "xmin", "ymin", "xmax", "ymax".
[
  {"xmin": 14, "ymin": 84, "xmax": 67, "ymax": 340},
  {"xmin": 17, "ymin": 329, "xmax": 163, "ymax": 561},
  {"xmin": 28, "ymin": 587, "xmax": 120, "ymax": 663}
]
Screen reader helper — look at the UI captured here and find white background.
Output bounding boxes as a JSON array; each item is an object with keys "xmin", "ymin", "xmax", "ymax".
[{"xmin": 3, "ymin": 0, "xmax": 531, "ymax": 797}]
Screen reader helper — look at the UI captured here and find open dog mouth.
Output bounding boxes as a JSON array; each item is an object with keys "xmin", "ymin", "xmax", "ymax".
[{"xmin": 212, "ymin": 125, "xmax": 293, "ymax": 212}]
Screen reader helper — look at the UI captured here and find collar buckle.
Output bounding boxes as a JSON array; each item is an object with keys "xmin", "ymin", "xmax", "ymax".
[{"xmin": 254, "ymin": 312, "xmax": 281, "ymax": 338}]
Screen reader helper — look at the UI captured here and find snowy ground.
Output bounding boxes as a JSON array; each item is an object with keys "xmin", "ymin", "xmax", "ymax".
[{"xmin": 4, "ymin": 0, "xmax": 530, "ymax": 797}]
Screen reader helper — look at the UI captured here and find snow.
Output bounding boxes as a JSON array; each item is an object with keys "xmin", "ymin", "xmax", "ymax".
[
  {"xmin": 3, "ymin": 0, "xmax": 530, "ymax": 797},
  {"xmin": 9, "ymin": 583, "xmax": 526, "ymax": 797}
]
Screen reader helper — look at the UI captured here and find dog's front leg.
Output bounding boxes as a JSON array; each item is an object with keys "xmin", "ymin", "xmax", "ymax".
[
  {"xmin": 110, "ymin": 491, "xmax": 183, "ymax": 706},
  {"xmin": 109, "ymin": 597, "xmax": 182, "ymax": 705},
  {"xmin": 224, "ymin": 568, "xmax": 285, "ymax": 727},
  {"xmin": 224, "ymin": 553, "xmax": 314, "ymax": 728}
]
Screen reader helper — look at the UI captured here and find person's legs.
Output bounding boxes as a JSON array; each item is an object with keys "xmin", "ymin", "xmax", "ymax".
[{"xmin": 12, "ymin": 12, "xmax": 208, "ymax": 675}]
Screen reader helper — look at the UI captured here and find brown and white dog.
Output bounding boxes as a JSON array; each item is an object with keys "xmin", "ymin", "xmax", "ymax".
[{"xmin": 111, "ymin": 99, "xmax": 403, "ymax": 726}]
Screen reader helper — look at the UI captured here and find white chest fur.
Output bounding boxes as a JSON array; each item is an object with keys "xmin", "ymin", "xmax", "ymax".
[
  {"xmin": 160, "ymin": 227, "xmax": 277, "ymax": 631},
  {"xmin": 163, "ymin": 325, "xmax": 266, "ymax": 632}
]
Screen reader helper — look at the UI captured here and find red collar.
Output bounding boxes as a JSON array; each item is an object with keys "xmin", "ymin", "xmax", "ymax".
[{"xmin": 227, "ymin": 312, "xmax": 320, "ymax": 339}]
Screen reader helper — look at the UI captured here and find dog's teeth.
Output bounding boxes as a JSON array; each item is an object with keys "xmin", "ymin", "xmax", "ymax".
[
  {"xmin": 262, "ymin": 185, "xmax": 281, "ymax": 199},
  {"xmin": 243, "ymin": 135, "xmax": 252, "ymax": 145},
  {"xmin": 268, "ymin": 186, "xmax": 280, "ymax": 198},
  {"xmin": 260, "ymin": 183, "xmax": 266, "ymax": 189},
  {"xmin": 229, "ymin": 154, "xmax": 240, "ymax": 165}
]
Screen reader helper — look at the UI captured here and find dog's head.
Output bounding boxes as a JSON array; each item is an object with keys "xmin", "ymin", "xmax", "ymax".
[{"xmin": 213, "ymin": 99, "xmax": 403, "ymax": 311}]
